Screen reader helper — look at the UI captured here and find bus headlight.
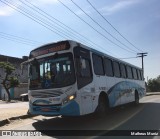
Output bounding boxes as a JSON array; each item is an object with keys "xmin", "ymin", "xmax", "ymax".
[
  {"xmin": 62, "ymin": 94, "xmax": 76, "ymax": 105},
  {"xmin": 69, "ymin": 95, "xmax": 74, "ymax": 100}
]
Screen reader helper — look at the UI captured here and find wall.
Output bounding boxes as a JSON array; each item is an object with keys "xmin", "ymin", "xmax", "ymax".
[
  {"xmin": 14, "ymin": 83, "xmax": 28, "ymax": 99},
  {"xmin": 0, "ymin": 83, "xmax": 28, "ymax": 100},
  {"xmin": 0, "ymin": 55, "xmax": 28, "ymax": 83},
  {"xmin": 0, "ymin": 55, "xmax": 28, "ymax": 100},
  {"xmin": 0, "ymin": 85, "xmax": 2, "ymax": 99},
  {"xmin": 0, "ymin": 87, "xmax": 8, "ymax": 101}
]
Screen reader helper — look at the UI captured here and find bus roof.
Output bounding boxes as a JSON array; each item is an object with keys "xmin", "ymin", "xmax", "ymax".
[
  {"xmin": 30, "ymin": 40, "xmax": 142, "ymax": 70},
  {"xmin": 70, "ymin": 40, "xmax": 142, "ymax": 70}
]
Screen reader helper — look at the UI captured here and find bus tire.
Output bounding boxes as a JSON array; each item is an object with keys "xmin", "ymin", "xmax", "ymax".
[
  {"xmin": 134, "ymin": 91, "xmax": 139, "ymax": 105},
  {"xmin": 96, "ymin": 94, "xmax": 109, "ymax": 117}
]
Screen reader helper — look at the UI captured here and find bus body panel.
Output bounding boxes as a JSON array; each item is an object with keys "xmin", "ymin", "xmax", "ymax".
[
  {"xmin": 78, "ymin": 82, "xmax": 95, "ymax": 115},
  {"xmin": 107, "ymin": 80, "xmax": 145, "ymax": 107}
]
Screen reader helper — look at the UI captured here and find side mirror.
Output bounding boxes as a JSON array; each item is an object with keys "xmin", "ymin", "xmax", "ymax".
[
  {"xmin": 31, "ymin": 59, "xmax": 39, "ymax": 72},
  {"xmin": 29, "ymin": 66, "xmax": 32, "ymax": 76}
]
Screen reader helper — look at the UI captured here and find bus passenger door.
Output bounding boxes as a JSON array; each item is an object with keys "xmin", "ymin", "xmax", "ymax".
[{"xmin": 74, "ymin": 46, "xmax": 94, "ymax": 115}]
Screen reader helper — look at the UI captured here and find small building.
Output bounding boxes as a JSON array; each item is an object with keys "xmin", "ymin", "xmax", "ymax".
[{"xmin": 0, "ymin": 55, "xmax": 28, "ymax": 100}]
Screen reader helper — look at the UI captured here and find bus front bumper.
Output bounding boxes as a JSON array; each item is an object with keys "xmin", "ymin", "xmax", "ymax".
[{"xmin": 29, "ymin": 100, "xmax": 80, "ymax": 116}]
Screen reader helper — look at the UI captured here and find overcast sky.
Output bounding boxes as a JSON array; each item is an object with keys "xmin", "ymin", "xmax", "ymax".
[{"xmin": 0, "ymin": 0, "xmax": 160, "ymax": 80}]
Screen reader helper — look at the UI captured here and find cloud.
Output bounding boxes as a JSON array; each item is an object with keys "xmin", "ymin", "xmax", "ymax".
[
  {"xmin": 0, "ymin": 5, "xmax": 16, "ymax": 16},
  {"xmin": 100, "ymin": 0, "xmax": 140, "ymax": 15},
  {"xmin": 0, "ymin": 1, "xmax": 22, "ymax": 16},
  {"xmin": 0, "ymin": 0, "xmax": 58, "ymax": 16}
]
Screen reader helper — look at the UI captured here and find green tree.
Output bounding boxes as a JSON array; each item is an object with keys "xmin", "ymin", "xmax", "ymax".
[
  {"xmin": 147, "ymin": 75, "xmax": 160, "ymax": 92},
  {"xmin": 0, "ymin": 62, "xmax": 19, "ymax": 102}
]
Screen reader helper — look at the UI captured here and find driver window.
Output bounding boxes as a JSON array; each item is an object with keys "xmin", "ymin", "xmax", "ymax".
[{"xmin": 45, "ymin": 62, "xmax": 51, "ymax": 79}]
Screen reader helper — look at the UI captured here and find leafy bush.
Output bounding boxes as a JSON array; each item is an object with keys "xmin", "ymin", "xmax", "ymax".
[{"xmin": 147, "ymin": 75, "xmax": 160, "ymax": 92}]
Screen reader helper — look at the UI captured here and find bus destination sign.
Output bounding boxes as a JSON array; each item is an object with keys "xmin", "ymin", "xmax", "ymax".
[{"xmin": 29, "ymin": 41, "xmax": 70, "ymax": 58}]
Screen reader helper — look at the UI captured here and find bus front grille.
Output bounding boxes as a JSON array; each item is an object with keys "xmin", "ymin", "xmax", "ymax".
[{"xmin": 31, "ymin": 90, "xmax": 63, "ymax": 98}]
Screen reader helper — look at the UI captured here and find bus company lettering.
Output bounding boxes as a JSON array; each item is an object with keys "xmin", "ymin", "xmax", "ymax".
[
  {"xmin": 48, "ymin": 44, "xmax": 66, "ymax": 53},
  {"xmin": 99, "ymin": 87, "xmax": 106, "ymax": 91},
  {"xmin": 33, "ymin": 49, "xmax": 48, "ymax": 57},
  {"xmin": 33, "ymin": 43, "xmax": 67, "ymax": 57}
]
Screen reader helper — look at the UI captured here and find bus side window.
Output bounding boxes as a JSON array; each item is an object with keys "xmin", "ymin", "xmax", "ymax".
[
  {"xmin": 120, "ymin": 63, "xmax": 127, "ymax": 78},
  {"xmin": 92, "ymin": 54, "xmax": 105, "ymax": 75},
  {"xmin": 137, "ymin": 69, "xmax": 141, "ymax": 80},
  {"xmin": 140, "ymin": 70, "xmax": 144, "ymax": 80},
  {"xmin": 105, "ymin": 58, "xmax": 114, "ymax": 77},
  {"xmin": 132, "ymin": 68, "xmax": 138, "ymax": 80},
  {"xmin": 126, "ymin": 66, "xmax": 133, "ymax": 79},
  {"xmin": 113, "ymin": 61, "xmax": 121, "ymax": 77}
]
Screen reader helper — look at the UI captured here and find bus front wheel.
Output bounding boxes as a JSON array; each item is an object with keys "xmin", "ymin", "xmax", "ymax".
[{"xmin": 96, "ymin": 95, "xmax": 109, "ymax": 117}]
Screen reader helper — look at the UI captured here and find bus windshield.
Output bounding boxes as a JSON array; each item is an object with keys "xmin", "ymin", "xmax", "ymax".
[{"xmin": 29, "ymin": 53, "xmax": 75, "ymax": 90}]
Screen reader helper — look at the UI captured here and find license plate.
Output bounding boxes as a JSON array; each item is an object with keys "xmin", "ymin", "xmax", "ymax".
[{"xmin": 41, "ymin": 108, "xmax": 51, "ymax": 112}]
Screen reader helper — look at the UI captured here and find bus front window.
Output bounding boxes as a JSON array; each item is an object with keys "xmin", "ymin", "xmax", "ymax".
[{"xmin": 29, "ymin": 53, "xmax": 75, "ymax": 90}]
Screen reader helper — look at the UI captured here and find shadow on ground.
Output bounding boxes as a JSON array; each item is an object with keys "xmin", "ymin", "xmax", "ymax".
[
  {"xmin": 31, "ymin": 102, "xmax": 160, "ymax": 138},
  {"xmin": 32, "ymin": 102, "xmax": 160, "ymax": 139}
]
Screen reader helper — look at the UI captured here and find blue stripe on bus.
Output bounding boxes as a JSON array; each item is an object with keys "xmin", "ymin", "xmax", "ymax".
[
  {"xmin": 108, "ymin": 81, "xmax": 145, "ymax": 107},
  {"xmin": 60, "ymin": 100, "xmax": 80, "ymax": 116},
  {"xmin": 29, "ymin": 100, "xmax": 80, "ymax": 116}
]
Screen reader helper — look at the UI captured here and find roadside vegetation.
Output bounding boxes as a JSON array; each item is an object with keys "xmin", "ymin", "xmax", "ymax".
[
  {"xmin": 0, "ymin": 62, "xmax": 19, "ymax": 102},
  {"xmin": 147, "ymin": 75, "xmax": 160, "ymax": 92}
]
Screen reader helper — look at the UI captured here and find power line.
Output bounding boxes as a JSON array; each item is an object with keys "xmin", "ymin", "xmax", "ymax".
[
  {"xmin": 19, "ymin": 0, "xmax": 112, "ymax": 54},
  {"xmin": 0, "ymin": 0, "xmax": 118, "ymax": 57},
  {"xmin": 0, "ymin": 0, "xmax": 69, "ymax": 39},
  {"xmin": 57, "ymin": 0, "xmax": 136, "ymax": 54},
  {"xmin": 119, "ymin": 57, "xmax": 137, "ymax": 59},
  {"xmin": 70, "ymin": 0, "xmax": 138, "ymax": 54},
  {"xmin": 85, "ymin": 0, "xmax": 144, "ymax": 53},
  {"xmin": 19, "ymin": 0, "xmax": 95, "ymax": 47},
  {"xmin": 0, "ymin": 32, "xmax": 43, "ymax": 45},
  {"xmin": 18, "ymin": 0, "xmax": 117, "ymax": 56},
  {"xmin": 21, "ymin": 0, "xmax": 93, "ymax": 47},
  {"xmin": 0, "ymin": 35, "xmax": 36, "ymax": 46},
  {"xmin": 22, "ymin": 0, "xmax": 119, "ymax": 55}
]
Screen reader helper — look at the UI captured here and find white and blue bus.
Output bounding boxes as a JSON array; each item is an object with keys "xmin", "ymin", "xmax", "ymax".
[{"xmin": 26, "ymin": 40, "xmax": 145, "ymax": 116}]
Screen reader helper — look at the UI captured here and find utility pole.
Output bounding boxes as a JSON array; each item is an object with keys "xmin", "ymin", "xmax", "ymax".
[{"xmin": 137, "ymin": 52, "xmax": 148, "ymax": 79}]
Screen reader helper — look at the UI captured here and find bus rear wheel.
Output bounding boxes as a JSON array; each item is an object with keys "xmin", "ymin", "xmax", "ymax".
[{"xmin": 134, "ymin": 91, "xmax": 139, "ymax": 105}]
